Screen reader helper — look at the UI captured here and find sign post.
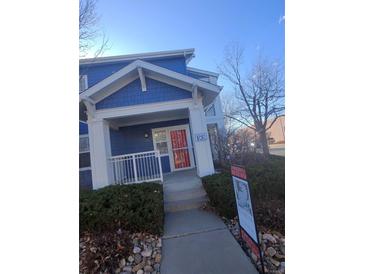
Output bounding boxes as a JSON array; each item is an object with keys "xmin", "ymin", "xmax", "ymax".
[{"xmin": 231, "ymin": 165, "xmax": 265, "ymax": 274}]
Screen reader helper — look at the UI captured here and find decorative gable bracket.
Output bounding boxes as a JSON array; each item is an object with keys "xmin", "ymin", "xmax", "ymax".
[{"xmin": 138, "ymin": 67, "xmax": 147, "ymax": 92}]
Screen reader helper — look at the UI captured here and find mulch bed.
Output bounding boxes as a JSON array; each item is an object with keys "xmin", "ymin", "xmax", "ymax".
[
  {"xmin": 255, "ymin": 199, "xmax": 285, "ymax": 235},
  {"xmin": 79, "ymin": 229, "xmax": 132, "ymax": 274}
]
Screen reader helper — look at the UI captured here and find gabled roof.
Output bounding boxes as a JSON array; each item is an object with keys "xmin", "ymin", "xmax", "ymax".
[
  {"xmin": 80, "ymin": 48, "xmax": 195, "ymax": 66},
  {"xmin": 79, "ymin": 59, "xmax": 222, "ymax": 106}
]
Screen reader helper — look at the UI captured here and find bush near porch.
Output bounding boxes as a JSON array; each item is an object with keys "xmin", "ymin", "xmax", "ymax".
[
  {"xmin": 202, "ymin": 154, "xmax": 285, "ymax": 233},
  {"xmin": 80, "ymin": 182, "xmax": 164, "ymax": 235},
  {"xmin": 79, "ymin": 183, "xmax": 164, "ymax": 274}
]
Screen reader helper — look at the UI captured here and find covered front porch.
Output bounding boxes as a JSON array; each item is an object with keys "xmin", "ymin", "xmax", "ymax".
[
  {"xmin": 108, "ymin": 109, "xmax": 196, "ymax": 185},
  {"xmin": 84, "ymin": 99, "xmax": 215, "ymax": 189}
]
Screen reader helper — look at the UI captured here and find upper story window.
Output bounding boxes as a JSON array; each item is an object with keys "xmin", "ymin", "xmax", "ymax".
[
  {"xmin": 205, "ymin": 103, "xmax": 216, "ymax": 117},
  {"xmin": 79, "ymin": 75, "xmax": 88, "ymax": 92}
]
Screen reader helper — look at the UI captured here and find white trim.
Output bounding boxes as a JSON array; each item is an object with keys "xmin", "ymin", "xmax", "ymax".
[
  {"xmin": 138, "ymin": 67, "xmax": 147, "ymax": 91},
  {"xmin": 80, "ymin": 48, "xmax": 195, "ymax": 65},
  {"xmin": 187, "ymin": 67, "xmax": 219, "ymax": 77},
  {"xmin": 79, "ymin": 167, "xmax": 92, "ymax": 172},
  {"xmin": 193, "ymin": 85, "xmax": 198, "ymax": 106},
  {"xmin": 93, "ymin": 98, "xmax": 194, "ymax": 120},
  {"xmin": 188, "ymin": 104, "xmax": 215, "ymax": 177},
  {"xmin": 152, "ymin": 124, "xmax": 195, "ymax": 172},
  {"xmin": 79, "ymin": 59, "xmax": 221, "ymax": 102},
  {"xmin": 79, "ymin": 75, "xmax": 88, "ymax": 92}
]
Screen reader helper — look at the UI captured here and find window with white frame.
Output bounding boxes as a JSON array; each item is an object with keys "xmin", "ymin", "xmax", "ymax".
[
  {"xmin": 79, "ymin": 135, "xmax": 90, "ymax": 153},
  {"xmin": 153, "ymin": 130, "xmax": 169, "ymax": 155},
  {"xmin": 79, "ymin": 135, "xmax": 91, "ymax": 169},
  {"xmin": 79, "ymin": 75, "xmax": 88, "ymax": 92}
]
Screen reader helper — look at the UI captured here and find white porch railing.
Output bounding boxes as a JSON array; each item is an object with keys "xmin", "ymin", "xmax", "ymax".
[{"xmin": 110, "ymin": 150, "xmax": 163, "ymax": 184}]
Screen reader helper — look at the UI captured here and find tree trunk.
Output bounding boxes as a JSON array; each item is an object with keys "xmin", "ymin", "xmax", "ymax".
[{"xmin": 258, "ymin": 129, "xmax": 270, "ymax": 157}]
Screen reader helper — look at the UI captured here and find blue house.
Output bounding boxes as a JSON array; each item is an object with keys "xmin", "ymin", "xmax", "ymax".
[{"xmin": 79, "ymin": 49, "xmax": 225, "ymax": 190}]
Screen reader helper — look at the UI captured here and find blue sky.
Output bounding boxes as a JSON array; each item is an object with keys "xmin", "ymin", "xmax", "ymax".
[{"xmin": 92, "ymin": 0, "xmax": 284, "ymax": 95}]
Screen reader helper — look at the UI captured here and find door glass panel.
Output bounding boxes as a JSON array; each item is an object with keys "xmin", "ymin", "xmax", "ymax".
[
  {"xmin": 156, "ymin": 142, "xmax": 168, "ymax": 155},
  {"xmin": 154, "ymin": 130, "xmax": 168, "ymax": 156},
  {"xmin": 153, "ymin": 130, "xmax": 167, "ymax": 142}
]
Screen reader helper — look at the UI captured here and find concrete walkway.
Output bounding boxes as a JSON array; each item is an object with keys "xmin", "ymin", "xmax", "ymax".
[{"xmin": 160, "ymin": 209, "xmax": 258, "ymax": 274}]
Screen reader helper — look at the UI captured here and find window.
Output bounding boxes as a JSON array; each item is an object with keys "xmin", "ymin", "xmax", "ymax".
[
  {"xmin": 153, "ymin": 130, "xmax": 168, "ymax": 156},
  {"xmin": 79, "ymin": 135, "xmax": 90, "ymax": 153},
  {"xmin": 156, "ymin": 142, "xmax": 168, "ymax": 154},
  {"xmin": 79, "ymin": 75, "xmax": 88, "ymax": 92},
  {"xmin": 205, "ymin": 103, "xmax": 216, "ymax": 117},
  {"xmin": 79, "ymin": 135, "xmax": 91, "ymax": 169}
]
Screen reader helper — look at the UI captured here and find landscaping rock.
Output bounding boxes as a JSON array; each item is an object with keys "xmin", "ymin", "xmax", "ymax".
[
  {"xmin": 134, "ymin": 253, "xmax": 142, "ymax": 263},
  {"xmin": 133, "ymin": 246, "xmax": 142, "ymax": 254},
  {"xmin": 144, "ymin": 265, "xmax": 154, "ymax": 273},
  {"xmin": 269, "ymin": 257, "xmax": 281, "ymax": 267},
  {"xmin": 263, "ymin": 233, "xmax": 277, "ymax": 243},
  {"xmin": 154, "ymin": 253, "xmax": 161, "ymax": 263},
  {"xmin": 132, "ymin": 261, "xmax": 146, "ymax": 272},
  {"xmin": 122, "ymin": 266, "xmax": 132, "ymax": 272},
  {"xmin": 141, "ymin": 248, "xmax": 152, "ymax": 257},
  {"xmin": 223, "ymin": 217, "xmax": 285, "ymax": 274},
  {"xmin": 266, "ymin": 246, "xmax": 277, "ymax": 257},
  {"xmin": 80, "ymin": 230, "xmax": 162, "ymax": 274},
  {"xmin": 137, "ymin": 270, "xmax": 144, "ymax": 274}
]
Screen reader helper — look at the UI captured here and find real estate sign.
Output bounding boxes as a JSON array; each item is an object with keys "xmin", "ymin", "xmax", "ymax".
[{"xmin": 231, "ymin": 165, "xmax": 264, "ymax": 273}]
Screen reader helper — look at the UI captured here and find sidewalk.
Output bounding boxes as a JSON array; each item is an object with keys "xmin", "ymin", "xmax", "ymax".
[{"xmin": 160, "ymin": 209, "xmax": 258, "ymax": 274}]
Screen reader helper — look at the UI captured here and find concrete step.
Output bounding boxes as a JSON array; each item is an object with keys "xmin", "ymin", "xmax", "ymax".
[
  {"xmin": 164, "ymin": 187, "xmax": 207, "ymax": 202},
  {"xmin": 164, "ymin": 196, "xmax": 208, "ymax": 212}
]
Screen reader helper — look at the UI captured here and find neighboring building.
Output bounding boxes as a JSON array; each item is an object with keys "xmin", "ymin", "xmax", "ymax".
[
  {"xmin": 79, "ymin": 49, "xmax": 225, "ymax": 190},
  {"xmin": 267, "ymin": 116, "xmax": 285, "ymax": 156}
]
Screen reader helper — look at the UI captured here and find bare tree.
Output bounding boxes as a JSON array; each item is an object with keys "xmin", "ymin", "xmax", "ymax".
[
  {"xmin": 79, "ymin": 0, "xmax": 109, "ymax": 57},
  {"xmin": 219, "ymin": 45, "xmax": 284, "ymax": 157}
]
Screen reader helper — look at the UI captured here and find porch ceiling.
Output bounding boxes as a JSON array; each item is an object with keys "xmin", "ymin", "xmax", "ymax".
[{"xmin": 106, "ymin": 108, "xmax": 189, "ymax": 128}]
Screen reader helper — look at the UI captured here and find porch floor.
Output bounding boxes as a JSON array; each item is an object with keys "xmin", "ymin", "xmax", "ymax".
[{"xmin": 163, "ymin": 168, "xmax": 201, "ymax": 190}]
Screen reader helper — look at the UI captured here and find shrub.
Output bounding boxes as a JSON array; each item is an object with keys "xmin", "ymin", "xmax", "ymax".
[
  {"xmin": 202, "ymin": 155, "xmax": 285, "ymax": 233},
  {"xmin": 246, "ymin": 156, "xmax": 285, "ymax": 201},
  {"xmin": 80, "ymin": 183, "xmax": 164, "ymax": 235},
  {"xmin": 202, "ymin": 173, "xmax": 237, "ymax": 219}
]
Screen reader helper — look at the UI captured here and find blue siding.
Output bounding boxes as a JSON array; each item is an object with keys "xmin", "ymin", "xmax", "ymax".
[
  {"xmin": 161, "ymin": 156, "xmax": 171, "ymax": 173},
  {"xmin": 80, "ymin": 57, "xmax": 187, "ymax": 89},
  {"xmin": 80, "ymin": 62, "xmax": 129, "ymax": 88},
  {"xmin": 80, "ymin": 169, "xmax": 92, "ymax": 190},
  {"xmin": 151, "ymin": 57, "xmax": 186, "ymax": 74},
  {"xmin": 79, "ymin": 122, "xmax": 88, "ymax": 135},
  {"xmin": 96, "ymin": 78, "xmax": 192, "ymax": 110},
  {"xmin": 110, "ymin": 119, "xmax": 189, "ymax": 173}
]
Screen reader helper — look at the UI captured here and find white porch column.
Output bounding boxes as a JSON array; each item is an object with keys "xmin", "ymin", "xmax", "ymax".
[
  {"xmin": 88, "ymin": 118, "xmax": 113, "ymax": 189},
  {"xmin": 189, "ymin": 102, "xmax": 215, "ymax": 177}
]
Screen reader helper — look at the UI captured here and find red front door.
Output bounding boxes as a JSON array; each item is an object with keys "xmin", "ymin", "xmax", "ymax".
[{"xmin": 170, "ymin": 129, "xmax": 191, "ymax": 169}]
